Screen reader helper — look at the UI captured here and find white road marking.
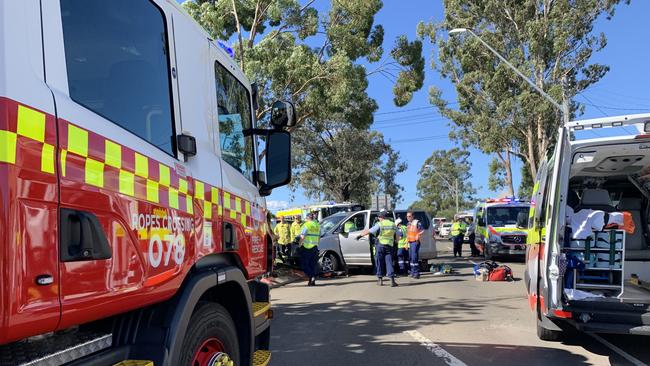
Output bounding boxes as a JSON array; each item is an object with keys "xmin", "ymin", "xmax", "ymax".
[
  {"xmin": 587, "ymin": 333, "xmax": 647, "ymax": 366},
  {"xmin": 405, "ymin": 330, "xmax": 468, "ymax": 366}
]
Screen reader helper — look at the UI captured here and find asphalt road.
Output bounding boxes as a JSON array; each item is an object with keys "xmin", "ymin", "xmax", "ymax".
[{"xmin": 269, "ymin": 240, "xmax": 650, "ymax": 366}]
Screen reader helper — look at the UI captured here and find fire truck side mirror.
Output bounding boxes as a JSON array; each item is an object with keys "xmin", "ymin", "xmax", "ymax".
[
  {"xmin": 177, "ymin": 134, "xmax": 197, "ymax": 159},
  {"xmin": 270, "ymin": 101, "xmax": 296, "ymax": 129},
  {"xmin": 260, "ymin": 130, "xmax": 291, "ymax": 196}
]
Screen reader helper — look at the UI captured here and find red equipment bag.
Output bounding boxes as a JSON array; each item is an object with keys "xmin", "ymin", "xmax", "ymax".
[{"xmin": 488, "ymin": 265, "xmax": 513, "ymax": 281}]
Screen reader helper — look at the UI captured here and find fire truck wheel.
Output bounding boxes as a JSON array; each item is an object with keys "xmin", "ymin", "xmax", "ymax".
[{"xmin": 180, "ymin": 302, "xmax": 240, "ymax": 366}]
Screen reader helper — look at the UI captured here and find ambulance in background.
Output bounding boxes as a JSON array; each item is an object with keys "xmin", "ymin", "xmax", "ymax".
[{"xmin": 474, "ymin": 198, "xmax": 530, "ymax": 259}]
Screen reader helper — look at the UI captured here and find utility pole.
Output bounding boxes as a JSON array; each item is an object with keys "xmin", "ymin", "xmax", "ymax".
[{"xmin": 455, "ymin": 178, "xmax": 459, "ymax": 214}]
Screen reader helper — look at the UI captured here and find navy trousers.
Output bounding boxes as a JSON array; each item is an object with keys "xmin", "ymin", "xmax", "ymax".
[
  {"xmin": 375, "ymin": 244, "xmax": 395, "ymax": 278},
  {"xmin": 453, "ymin": 235, "xmax": 463, "ymax": 257},
  {"xmin": 408, "ymin": 242, "xmax": 420, "ymax": 277},
  {"xmin": 397, "ymin": 247, "xmax": 409, "ymax": 273},
  {"xmin": 300, "ymin": 247, "xmax": 318, "ymax": 278}
]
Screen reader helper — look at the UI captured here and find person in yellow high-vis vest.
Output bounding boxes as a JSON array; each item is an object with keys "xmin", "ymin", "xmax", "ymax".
[
  {"xmin": 451, "ymin": 218, "xmax": 467, "ymax": 258},
  {"xmin": 290, "ymin": 215, "xmax": 303, "ymax": 262},
  {"xmin": 395, "ymin": 218, "xmax": 409, "ymax": 275},
  {"xmin": 299, "ymin": 213, "xmax": 320, "ymax": 286},
  {"xmin": 273, "ymin": 216, "xmax": 291, "ymax": 262},
  {"xmin": 357, "ymin": 211, "xmax": 398, "ymax": 287}
]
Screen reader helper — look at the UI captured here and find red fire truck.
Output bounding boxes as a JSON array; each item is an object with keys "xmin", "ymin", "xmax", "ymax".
[{"xmin": 0, "ymin": 1, "xmax": 293, "ymax": 365}]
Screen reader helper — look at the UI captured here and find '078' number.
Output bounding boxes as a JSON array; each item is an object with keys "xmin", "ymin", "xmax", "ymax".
[{"xmin": 148, "ymin": 234, "xmax": 186, "ymax": 268}]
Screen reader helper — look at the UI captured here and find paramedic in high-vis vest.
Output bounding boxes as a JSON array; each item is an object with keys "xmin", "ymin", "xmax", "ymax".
[
  {"xmin": 299, "ymin": 213, "xmax": 320, "ymax": 286},
  {"xmin": 406, "ymin": 211, "xmax": 425, "ymax": 279},
  {"xmin": 395, "ymin": 218, "xmax": 409, "ymax": 275},
  {"xmin": 357, "ymin": 211, "xmax": 399, "ymax": 287}
]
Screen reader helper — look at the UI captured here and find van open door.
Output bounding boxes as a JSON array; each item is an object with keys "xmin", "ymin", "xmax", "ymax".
[{"xmin": 541, "ymin": 125, "xmax": 572, "ymax": 315}]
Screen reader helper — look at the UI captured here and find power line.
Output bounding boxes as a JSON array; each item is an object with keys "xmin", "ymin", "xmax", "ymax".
[
  {"xmin": 372, "ymin": 116, "xmax": 447, "ymax": 127},
  {"xmin": 580, "ymin": 102, "xmax": 650, "ymax": 112},
  {"xmin": 373, "ymin": 106, "xmax": 435, "ymax": 115},
  {"xmin": 388, "ymin": 135, "xmax": 450, "ymax": 144},
  {"xmin": 373, "ymin": 102, "xmax": 458, "ymax": 116},
  {"xmin": 373, "ymin": 120, "xmax": 444, "ymax": 130},
  {"xmin": 374, "ymin": 112, "xmax": 444, "ymax": 124}
]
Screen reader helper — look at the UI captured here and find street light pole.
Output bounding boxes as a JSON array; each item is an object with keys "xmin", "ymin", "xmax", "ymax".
[
  {"xmin": 455, "ymin": 178, "xmax": 459, "ymax": 214},
  {"xmin": 449, "ymin": 28, "xmax": 569, "ymax": 125}
]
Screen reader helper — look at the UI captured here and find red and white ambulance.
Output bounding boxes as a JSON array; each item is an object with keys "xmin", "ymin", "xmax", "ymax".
[{"xmin": 0, "ymin": 1, "xmax": 293, "ymax": 365}]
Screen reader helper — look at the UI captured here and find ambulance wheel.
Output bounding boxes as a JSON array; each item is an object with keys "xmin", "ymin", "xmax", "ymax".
[
  {"xmin": 180, "ymin": 302, "xmax": 240, "ymax": 366},
  {"xmin": 537, "ymin": 316, "xmax": 563, "ymax": 342},
  {"xmin": 483, "ymin": 246, "xmax": 493, "ymax": 260}
]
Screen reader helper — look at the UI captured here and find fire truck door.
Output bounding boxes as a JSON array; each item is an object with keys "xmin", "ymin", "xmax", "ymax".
[{"xmin": 41, "ymin": 0, "xmax": 191, "ymax": 329}]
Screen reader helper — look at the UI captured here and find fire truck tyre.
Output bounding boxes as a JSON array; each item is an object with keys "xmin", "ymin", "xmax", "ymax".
[
  {"xmin": 536, "ymin": 317, "xmax": 563, "ymax": 341},
  {"xmin": 180, "ymin": 302, "xmax": 240, "ymax": 366},
  {"xmin": 319, "ymin": 252, "xmax": 340, "ymax": 273}
]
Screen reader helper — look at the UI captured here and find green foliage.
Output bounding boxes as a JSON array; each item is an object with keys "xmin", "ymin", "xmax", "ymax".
[
  {"xmin": 183, "ymin": 0, "xmax": 425, "ymax": 128},
  {"xmin": 183, "ymin": 0, "xmax": 424, "ymax": 200},
  {"xmin": 418, "ymin": 0, "xmax": 629, "ymax": 182},
  {"xmin": 413, "ymin": 148, "xmax": 477, "ymax": 215},
  {"xmin": 291, "ymin": 122, "xmax": 404, "ymax": 206},
  {"xmin": 378, "ymin": 150, "xmax": 408, "ymax": 207},
  {"xmin": 518, "ymin": 163, "xmax": 534, "ymax": 199},
  {"xmin": 488, "ymin": 157, "xmax": 506, "ymax": 192}
]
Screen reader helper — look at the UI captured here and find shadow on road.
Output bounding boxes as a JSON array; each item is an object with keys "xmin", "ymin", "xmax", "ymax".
[
  {"xmin": 269, "ymin": 287, "xmax": 596, "ymax": 365},
  {"xmin": 437, "ymin": 342, "xmax": 593, "ymax": 366}
]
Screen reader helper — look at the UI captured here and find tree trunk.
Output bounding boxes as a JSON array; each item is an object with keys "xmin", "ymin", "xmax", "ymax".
[{"xmin": 504, "ymin": 150, "xmax": 514, "ymax": 197}]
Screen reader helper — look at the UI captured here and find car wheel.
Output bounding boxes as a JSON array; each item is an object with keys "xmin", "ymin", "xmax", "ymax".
[
  {"xmin": 319, "ymin": 252, "xmax": 340, "ymax": 273},
  {"xmin": 179, "ymin": 302, "xmax": 240, "ymax": 366}
]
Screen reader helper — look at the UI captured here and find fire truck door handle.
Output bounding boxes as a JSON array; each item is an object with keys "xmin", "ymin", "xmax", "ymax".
[
  {"xmin": 223, "ymin": 222, "xmax": 238, "ymax": 251},
  {"xmin": 60, "ymin": 209, "xmax": 112, "ymax": 262}
]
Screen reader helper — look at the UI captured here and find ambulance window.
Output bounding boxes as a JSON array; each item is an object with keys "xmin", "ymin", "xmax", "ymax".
[
  {"xmin": 60, "ymin": 0, "xmax": 176, "ymax": 156},
  {"xmin": 214, "ymin": 62, "xmax": 254, "ymax": 180}
]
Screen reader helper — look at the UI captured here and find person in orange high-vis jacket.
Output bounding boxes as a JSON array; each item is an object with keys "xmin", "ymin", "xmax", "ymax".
[{"xmin": 406, "ymin": 211, "xmax": 425, "ymax": 279}]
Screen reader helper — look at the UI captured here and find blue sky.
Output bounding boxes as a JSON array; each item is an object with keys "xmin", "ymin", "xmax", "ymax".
[{"xmin": 262, "ymin": 1, "xmax": 650, "ymax": 212}]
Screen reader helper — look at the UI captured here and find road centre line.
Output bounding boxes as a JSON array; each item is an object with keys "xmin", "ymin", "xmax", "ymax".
[
  {"xmin": 405, "ymin": 330, "xmax": 468, "ymax": 366},
  {"xmin": 587, "ymin": 333, "xmax": 647, "ymax": 366}
]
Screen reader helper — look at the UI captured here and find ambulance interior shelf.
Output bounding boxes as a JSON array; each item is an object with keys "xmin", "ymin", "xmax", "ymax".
[{"xmin": 561, "ymin": 229, "xmax": 625, "ymax": 299}]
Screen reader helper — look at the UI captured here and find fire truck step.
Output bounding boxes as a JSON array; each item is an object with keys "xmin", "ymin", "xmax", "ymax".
[
  {"xmin": 113, "ymin": 361, "xmax": 154, "ymax": 366},
  {"xmin": 0, "ymin": 331, "xmax": 112, "ymax": 366},
  {"xmin": 252, "ymin": 350, "xmax": 271, "ymax": 366},
  {"xmin": 252, "ymin": 302, "xmax": 271, "ymax": 318}
]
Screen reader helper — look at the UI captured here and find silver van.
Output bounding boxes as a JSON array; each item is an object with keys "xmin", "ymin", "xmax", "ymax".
[
  {"xmin": 395, "ymin": 210, "xmax": 438, "ymax": 263},
  {"xmin": 319, "ymin": 210, "xmax": 393, "ymax": 267}
]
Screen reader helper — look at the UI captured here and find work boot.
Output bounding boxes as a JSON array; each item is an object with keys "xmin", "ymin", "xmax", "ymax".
[
  {"xmin": 377, "ymin": 278, "xmax": 383, "ymax": 286},
  {"xmin": 391, "ymin": 278, "xmax": 398, "ymax": 287}
]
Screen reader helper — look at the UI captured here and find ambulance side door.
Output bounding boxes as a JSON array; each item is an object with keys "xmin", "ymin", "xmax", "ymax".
[
  {"xmin": 42, "ymin": 0, "xmax": 193, "ymax": 329},
  {"xmin": 526, "ymin": 159, "xmax": 550, "ymax": 312}
]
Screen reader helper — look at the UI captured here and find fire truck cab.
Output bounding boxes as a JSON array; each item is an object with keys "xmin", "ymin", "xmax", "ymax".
[{"xmin": 0, "ymin": 1, "xmax": 292, "ymax": 365}]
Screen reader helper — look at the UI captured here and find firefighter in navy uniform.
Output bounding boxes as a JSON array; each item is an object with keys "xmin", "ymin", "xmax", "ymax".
[{"xmin": 357, "ymin": 211, "xmax": 399, "ymax": 287}]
